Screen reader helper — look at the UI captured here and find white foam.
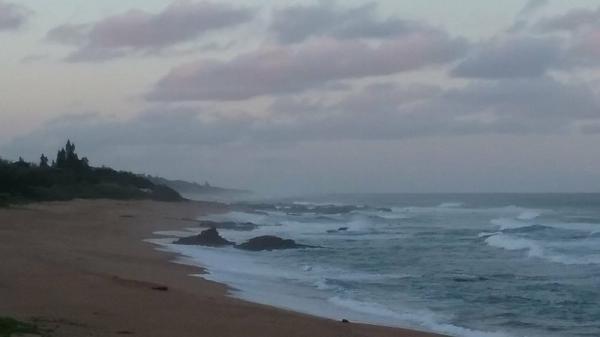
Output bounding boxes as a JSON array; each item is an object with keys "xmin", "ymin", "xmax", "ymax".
[
  {"xmin": 485, "ymin": 233, "xmax": 545, "ymax": 258},
  {"xmin": 329, "ymin": 297, "xmax": 513, "ymax": 337},
  {"xmin": 491, "ymin": 216, "xmax": 600, "ymax": 234},
  {"xmin": 490, "ymin": 218, "xmax": 529, "ymax": 230},
  {"xmin": 548, "ymin": 222, "xmax": 600, "ymax": 234},
  {"xmin": 516, "ymin": 210, "xmax": 541, "ymax": 220},
  {"xmin": 478, "ymin": 232, "xmax": 501, "ymax": 238},
  {"xmin": 484, "ymin": 233, "xmax": 600, "ymax": 265},
  {"xmin": 149, "ymin": 236, "xmax": 517, "ymax": 337}
]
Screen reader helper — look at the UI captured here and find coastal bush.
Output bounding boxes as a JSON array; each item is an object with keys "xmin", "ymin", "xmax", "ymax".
[
  {"xmin": 0, "ymin": 141, "xmax": 182, "ymax": 205},
  {"xmin": 0, "ymin": 317, "xmax": 39, "ymax": 337}
]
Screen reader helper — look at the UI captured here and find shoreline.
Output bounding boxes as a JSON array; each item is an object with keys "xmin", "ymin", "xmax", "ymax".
[{"xmin": 0, "ymin": 199, "xmax": 447, "ymax": 337}]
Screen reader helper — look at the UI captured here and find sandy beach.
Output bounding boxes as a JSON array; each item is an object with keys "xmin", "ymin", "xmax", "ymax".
[{"xmin": 0, "ymin": 199, "xmax": 446, "ymax": 337}]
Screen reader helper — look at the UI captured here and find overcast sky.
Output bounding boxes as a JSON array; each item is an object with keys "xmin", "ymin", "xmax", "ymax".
[{"xmin": 2, "ymin": 0, "xmax": 600, "ymax": 194}]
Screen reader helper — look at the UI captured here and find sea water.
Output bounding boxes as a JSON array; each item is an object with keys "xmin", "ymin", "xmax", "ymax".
[{"xmin": 150, "ymin": 194, "xmax": 600, "ymax": 337}]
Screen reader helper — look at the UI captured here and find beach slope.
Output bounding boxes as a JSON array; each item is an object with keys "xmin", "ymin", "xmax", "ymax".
[{"xmin": 0, "ymin": 200, "xmax": 446, "ymax": 337}]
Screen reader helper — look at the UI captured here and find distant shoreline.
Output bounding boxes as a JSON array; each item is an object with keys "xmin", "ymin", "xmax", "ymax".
[{"xmin": 0, "ymin": 199, "xmax": 446, "ymax": 337}]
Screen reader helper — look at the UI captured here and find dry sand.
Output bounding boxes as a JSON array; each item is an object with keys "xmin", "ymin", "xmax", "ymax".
[{"xmin": 0, "ymin": 199, "xmax": 447, "ymax": 337}]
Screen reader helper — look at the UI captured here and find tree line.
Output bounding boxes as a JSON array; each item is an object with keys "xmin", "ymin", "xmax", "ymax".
[{"xmin": 0, "ymin": 140, "xmax": 182, "ymax": 206}]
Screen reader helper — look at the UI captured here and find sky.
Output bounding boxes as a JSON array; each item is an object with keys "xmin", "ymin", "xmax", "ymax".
[{"xmin": 2, "ymin": 0, "xmax": 600, "ymax": 194}]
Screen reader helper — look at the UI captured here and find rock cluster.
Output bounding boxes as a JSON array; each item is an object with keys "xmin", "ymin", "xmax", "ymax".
[{"xmin": 174, "ymin": 228, "xmax": 316, "ymax": 251}]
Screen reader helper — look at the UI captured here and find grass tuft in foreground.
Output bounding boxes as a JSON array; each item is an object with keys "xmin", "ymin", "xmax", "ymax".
[{"xmin": 0, "ymin": 317, "xmax": 39, "ymax": 337}]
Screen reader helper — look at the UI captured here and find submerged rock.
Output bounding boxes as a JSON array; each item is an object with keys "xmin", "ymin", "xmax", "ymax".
[
  {"xmin": 174, "ymin": 227, "xmax": 234, "ymax": 247},
  {"xmin": 326, "ymin": 227, "xmax": 349, "ymax": 233},
  {"xmin": 236, "ymin": 235, "xmax": 315, "ymax": 251}
]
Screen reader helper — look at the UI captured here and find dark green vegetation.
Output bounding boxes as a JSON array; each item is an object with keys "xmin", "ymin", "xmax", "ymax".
[
  {"xmin": 0, "ymin": 317, "xmax": 39, "ymax": 337},
  {"xmin": 0, "ymin": 141, "xmax": 182, "ymax": 206}
]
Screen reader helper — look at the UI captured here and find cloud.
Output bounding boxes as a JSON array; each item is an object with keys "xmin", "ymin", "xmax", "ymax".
[
  {"xmin": 148, "ymin": 33, "xmax": 467, "ymax": 101},
  {"xmin": 535, "ymin": 7, "xmax": 600, "ymax": 32},
  {"xmin": 270, "ymin": 1, "xmax": 433, "ymax": 43},
  {"xmin": 452, "ymin": 36, "xmax": 563, "ymax": 79},
  {"xmin": 455, "ymin": 5, "xmax": 600, "ymax": 79},
  {"xmin": 10, "ymin": 75, "xmax": 599, "ymax": 160},
  {"xmin": 566, "ymin": 29, "xmax": 600, "ymax": 66},
  {"xmin": 0, "ymin": 1, "xmax": 29, "ymax": 31},
  {"xmin": 46, "ymin": 23, "xmax": 90, "ymax": 45},
  {"xmin": 264, "ymin": 78, "xmax": 600, "ymax": 140},
  {"xmin": 438, "ymin": 78, "xmax": 600, "ymax": 131},
  {"xmin": 47, "ymin": 1, "xmax": 254, "ymax": 61}
]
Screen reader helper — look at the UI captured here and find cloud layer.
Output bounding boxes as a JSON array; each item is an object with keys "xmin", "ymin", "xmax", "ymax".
[
  {"xmin": 149, "ymin": 32, "xmax": 466, "ymax": 101},
  {"xmin": 47, "ymin": 1, "xmax": 254, "ymax": 61},
  {"xmin": 454, "ymin": 4, "xmax": 600, "ymax": 79},
  {"xmin": 452, "ymin": 36, "xmax": 562, "ymax": 79},
  {"xmin": 270, "ymin": 1, "xmax": 432, "ymax": 43}
]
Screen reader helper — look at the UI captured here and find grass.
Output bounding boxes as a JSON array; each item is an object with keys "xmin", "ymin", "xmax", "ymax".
[{"xmin": 0, "ymin": 317, "xmax": 39, "ymax": 337}]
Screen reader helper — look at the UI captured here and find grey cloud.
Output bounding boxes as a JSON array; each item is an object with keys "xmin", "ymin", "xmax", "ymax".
[
  {"xmin": 4, "ymin": 76, "xmax": 599, "ymax": 194},
  {"xmin": 0, "ymin": 1, "xmax": 29, "ymax": 31},
  {"xmin": 454, "ymin": 5, "xmax": 600, "ymax": 79},
  {"xmin": 46, "ymin": 23, "xmax": 90, "ymax": 45},
  {"xmin": 535, "ymin": 7, "xmax": 600, "ymax": 32},
  {"xmin": 336, "ymin": 82, "xmax": 441, "ymax": 114},
  {"xmin": 270, "ymin": 1, "xmax": 432, "ymax": 43},
  {"xmin": 452, "ymin": 36, "xmax": 563, "ymax": 79},
  {"xmin": 440, "ymin": 78, "xmax": 600, "ymax": 128},
  {"xmin": 272, "ymin": 78, "xmax": 600, "ymax": 140},
  {"xmin": 526, "ymin": 6, "xmax": 600, "ymax": 68},
  {"xmin": 580, "ymin": 122, "xmax": 600, "ymax": 134},
  {"xmin": 10, "ymin": 77, "xmax": 599, "ymax": 160},
  {"xmin": 148, "ymin": 34, "xmax": 467, "ymax": 101},
  {"xmin": 47, "ymin": 2, "xmax": 254, "ymax": 61}
]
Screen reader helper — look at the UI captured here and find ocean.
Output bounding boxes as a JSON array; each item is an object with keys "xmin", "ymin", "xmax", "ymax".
[{"xmin": 149, "ymin": 194, "xmax": 600, "ymax": 337}]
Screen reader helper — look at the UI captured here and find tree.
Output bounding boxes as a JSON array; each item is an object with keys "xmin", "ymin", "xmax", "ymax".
[
  {"xmin": 65, "ymin": 140, "xmax": 79, "ymax": 167},
  {"xmin": 55, "ymin": 149, "xmax": 66, "ymax": 168},
  {"xmin": 40, "ymin": 154, "xmax": 49, "ymax": 168},
  {"xmin": 54, "ymin": 140, "xmax": 87, "ymax": 170},
  {"xmin": 15, "ymin": 157, "xmax": 30, "ymax": 168}
]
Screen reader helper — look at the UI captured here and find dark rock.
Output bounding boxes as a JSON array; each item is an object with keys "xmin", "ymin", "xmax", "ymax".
[
  {"xmin": 451, "ymin": 275, "xmax": 488, "ymax": 283},
  {"xmin": 341, "ymin": 319, "xmax": 350, "ymax": 323},
  {"xmin": 327, "ymin": 227, "xmax": 349, "ymax": 233},
  {"xmin": 174, "ymin": 227, "xmax": 234, "ymax": 247},
  {"xmin": 236, "ymin": 235, "xmax": 315, "ymax": 251},
  {"xmin": 151, "ymin": 286, "xmax": 169, "ymax": 291}
]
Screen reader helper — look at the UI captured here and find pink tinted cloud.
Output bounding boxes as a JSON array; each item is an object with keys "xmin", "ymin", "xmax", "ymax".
[{"xmin": 149, "ymin": 33, "xmax": 467, "ymax": 101}]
